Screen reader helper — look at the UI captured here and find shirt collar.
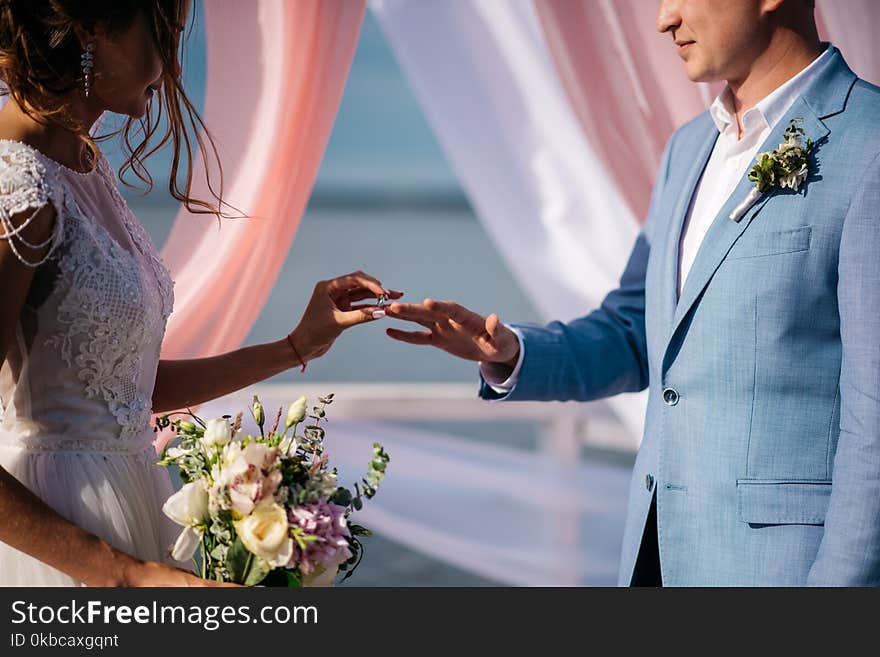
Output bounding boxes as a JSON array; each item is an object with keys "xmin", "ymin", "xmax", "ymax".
[{"xmin": 709, "ymin": 43, "xmax": 834, "ymax": 138}]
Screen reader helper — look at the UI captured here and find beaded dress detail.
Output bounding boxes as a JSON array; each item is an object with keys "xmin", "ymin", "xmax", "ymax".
[{"xmin": 0, "ymin": 140, "xmax": 179, "ymax": 585}]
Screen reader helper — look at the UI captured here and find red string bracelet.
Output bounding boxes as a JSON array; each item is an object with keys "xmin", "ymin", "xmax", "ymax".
[{"xmin": 285, "ymin": 333, "xmax": 307, "ymax": 373}]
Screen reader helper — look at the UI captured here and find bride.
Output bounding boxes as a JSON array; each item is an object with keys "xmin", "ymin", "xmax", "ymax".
[{"xmin": 0, "ymin": 0, "xmax": 399, "ymax": 586}]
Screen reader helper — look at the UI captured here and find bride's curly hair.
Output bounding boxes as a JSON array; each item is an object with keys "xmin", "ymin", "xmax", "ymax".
[{"xmin": 0, "ymin": 0, "xmax": 228, "ymax": 217}]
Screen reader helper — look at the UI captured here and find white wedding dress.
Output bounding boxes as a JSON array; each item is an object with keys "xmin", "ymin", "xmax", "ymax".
[{"xmin": 0, "ymin": 139, "xmax": 181, "ymax": 585}]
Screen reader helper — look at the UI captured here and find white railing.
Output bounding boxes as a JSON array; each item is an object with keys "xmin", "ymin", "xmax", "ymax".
[{"xmin": 208, "ymin": 382, "xmax": 639, "ymax": 459}]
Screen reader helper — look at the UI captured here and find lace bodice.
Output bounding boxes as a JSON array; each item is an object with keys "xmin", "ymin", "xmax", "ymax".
[{"xmin": 0, "ymin": 140, "xmax": 174, "ymax": 452}]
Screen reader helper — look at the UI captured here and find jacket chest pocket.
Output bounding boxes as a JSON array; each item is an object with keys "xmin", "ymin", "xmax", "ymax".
[{"xmin": 726, "ymin": 225, "xmax": 812, "ymax": 260}]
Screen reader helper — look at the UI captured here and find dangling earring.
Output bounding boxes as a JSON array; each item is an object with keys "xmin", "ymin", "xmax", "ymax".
[{"xmin": 81, "ymin": 42, "xmax": 94, "ymax": 98}]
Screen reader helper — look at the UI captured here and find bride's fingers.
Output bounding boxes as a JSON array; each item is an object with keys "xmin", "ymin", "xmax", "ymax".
[
  {"xmin": 327, "ymin": 271, "xmax": 388, "ymax": 298},
  {"xmin": 348, "ymin": 303, "xmax": 380, "ymax": 311},
  {"xmin": 386, "ymin": 327, "xmax": 433, "ymax": 345},
  {"xmin": 336, "ymin": 305, "xmax": 388, "ymax": 328},
  {"xmin": 344, "ymin": 290, "xmax": 379, "ymax": 304},
  {"xmin": 343, "ymin": 288, "xmax": 404, "ymax": 304}
]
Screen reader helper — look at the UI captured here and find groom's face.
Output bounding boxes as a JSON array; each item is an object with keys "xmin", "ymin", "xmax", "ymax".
[{"xmin": 656, "ymin": 0, "xmax": 772, "ymax": 84}]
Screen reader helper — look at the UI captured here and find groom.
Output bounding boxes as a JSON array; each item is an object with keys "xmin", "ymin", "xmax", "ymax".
[{"xmin": 386, "ymin": 0, "xmax": 880, "ymax": 586}]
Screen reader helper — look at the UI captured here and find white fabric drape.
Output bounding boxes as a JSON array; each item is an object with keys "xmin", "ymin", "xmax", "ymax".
[{"xmin": 370, "ymin": 0, "xmax": 647, "ymax": 442}]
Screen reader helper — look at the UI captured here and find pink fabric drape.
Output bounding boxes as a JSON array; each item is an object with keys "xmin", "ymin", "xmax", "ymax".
[
  {"xmin": 534, "ymin": 0, "xmax": 718, "ymax": 222},
  {"xmin": 152, "ymin": 0, "xmax": 363, "ymax": 452},
  {"xmin": 159, "ymin": 0, "xmax": 366, "ymax": 360},
  {"xmin": 816, "ymin": 0, "xmax": 880, "ymax": 85},
  {"xmin": 536, "ymin": 0, "xmax": 880, "ymax": 224}
]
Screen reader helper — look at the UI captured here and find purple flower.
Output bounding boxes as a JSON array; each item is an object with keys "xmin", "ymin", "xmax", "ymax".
[{"xmin": 287, "ymin": 501, "xmax": 352, "ymax": 575}]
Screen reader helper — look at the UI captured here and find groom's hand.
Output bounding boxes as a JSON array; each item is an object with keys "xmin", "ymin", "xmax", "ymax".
[{"xmin": 385, "ymin": 299, "xmax": 520, "ymax": 367}]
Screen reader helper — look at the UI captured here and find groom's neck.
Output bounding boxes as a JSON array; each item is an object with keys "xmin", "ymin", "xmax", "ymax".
[{"xmin": 726, "ymin": 28, "xmax": 824, "ymax": 128}]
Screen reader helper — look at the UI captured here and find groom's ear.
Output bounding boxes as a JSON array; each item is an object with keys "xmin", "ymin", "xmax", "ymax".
[
  {"xmin": 760, "ymin": 0, "xmax": 807, "ymax": 15},
  {"xmin": 760, "ymin": 0, "xmax": 785, "ymax": 13}
]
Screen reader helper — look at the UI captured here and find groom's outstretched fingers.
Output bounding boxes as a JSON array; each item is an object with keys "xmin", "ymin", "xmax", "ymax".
[
  {"xmin": 424, "ymin": 299, "xmax": 486, "ymax": 331},
  {"xmin": 485, "ymin": 312, "xmax": 502, "ymax": 337},
  {"xmin": 384, "ymin": 301, "xmax": 443, "ymax": 328},
  {"xmin": 385, "ymin": 297, "xmax": 519, "ymax": 363},
  {"xmin": 386, "ymin": 327, "xmax": 433, "ymax": 345}
]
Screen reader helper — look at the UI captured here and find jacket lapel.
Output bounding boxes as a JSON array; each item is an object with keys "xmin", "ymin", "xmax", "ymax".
[
  {"xmin": 666, "ymin": 98, "xmax": 828, "ymax": 348},
  {"xmin": 657, "ymin": 44, "xmax": 858, "ymax": 371},
  {"xmin": 657, "ymin": 121, "xmax": 718, "ymax": 337}
]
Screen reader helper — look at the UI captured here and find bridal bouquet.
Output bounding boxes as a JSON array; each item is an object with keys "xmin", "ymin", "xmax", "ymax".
[{"xmin": 155, "ymin": 394, "xmax": 390, "ymax": 587}]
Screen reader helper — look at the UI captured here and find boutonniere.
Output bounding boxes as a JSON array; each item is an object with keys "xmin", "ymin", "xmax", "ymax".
[{"xmin": 729, "ymin": 118, "xmax": 814, "ymax": 222}]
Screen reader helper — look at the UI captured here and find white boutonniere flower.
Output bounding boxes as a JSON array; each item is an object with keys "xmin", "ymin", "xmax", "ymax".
[{"xmin": 730, "ymin": 118, "xmax": 815, "ymax": 222}]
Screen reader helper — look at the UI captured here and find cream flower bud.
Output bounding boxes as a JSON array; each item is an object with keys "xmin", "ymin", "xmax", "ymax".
[
  {"xmin": 253, "ymin": 395, "xmax": 265, "ymax": 428},
  {"xmin": 201, "ymin": 418, "xmax": 232, "ymax": 452},
  {"xmin": 285, "ymin": 396, "xmax": 308, "ymax": 429}
]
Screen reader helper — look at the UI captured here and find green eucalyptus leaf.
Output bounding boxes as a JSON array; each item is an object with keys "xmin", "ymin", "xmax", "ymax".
[
  {"xmin": 244, "ymin": 558, "xmax": 271, "ymax": 587},
  {"xmin": 332, "ymin": 487, "xmax": 352, "ymax": 506},
  {"xmin": 226, "ymin": 537, "xmax": 270, "ymax": 586}
]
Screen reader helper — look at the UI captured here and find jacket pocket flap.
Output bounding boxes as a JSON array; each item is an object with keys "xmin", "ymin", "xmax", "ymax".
[
  {"xmin": 736, "ymin": 479, "xmax": 831, "ymax": 524},
  {"xmin": 727, "ymin": 225, "xmax": 812, "ymax": 260}
]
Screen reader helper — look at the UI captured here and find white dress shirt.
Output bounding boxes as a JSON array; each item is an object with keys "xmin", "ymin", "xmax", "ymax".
[{"xmin": 482, "ymin": 45, "xmax": 834, "ymax": 393}]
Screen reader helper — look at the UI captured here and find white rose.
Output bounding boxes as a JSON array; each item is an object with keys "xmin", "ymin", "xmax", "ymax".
[
  {"xmin": 285, "ymin": 396, "xmax": 308, "ymax": 428},
  {"xmin": 234, "ymin": 502, "xmax": 293, "ymax": 568},
  {"xmin": 201, "ymin": 418, "xmax": 232, "ymax": 452},
  {"xmin": 162, "ymin": 481, "xmax": 210, "ymax": 561}
]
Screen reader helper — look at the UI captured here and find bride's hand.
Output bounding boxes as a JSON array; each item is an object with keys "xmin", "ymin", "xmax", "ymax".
[
  {"xmin": 119, "ymin": 559, "xmax": 240, "ymax": 587},
  {"xmin": 286, "ymin": 271, "xmax": 403, "ymax": 366}
]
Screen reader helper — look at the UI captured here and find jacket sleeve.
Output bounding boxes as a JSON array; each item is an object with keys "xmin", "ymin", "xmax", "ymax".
[
  {"xmin": 807, "ymin": 151, "xmax": 880, "ymax": 586},
  {"xmin": 480, "ymin": 133, "xmax": 675, "ymax": 402}
]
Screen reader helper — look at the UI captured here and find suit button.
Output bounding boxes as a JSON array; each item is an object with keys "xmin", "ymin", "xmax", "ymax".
[
  {"xmin": 662, "ymin": 387, "xmax": 679, "ymax": 406},
  {"xmin": 645, "ymin": 473, "xmax": 654, "ymax": 491}
]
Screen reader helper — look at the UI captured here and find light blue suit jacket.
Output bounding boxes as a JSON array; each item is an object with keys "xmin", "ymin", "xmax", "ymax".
[{"xmin": 481, "ymin": 48, "xmax": 880, "ymax": 586}]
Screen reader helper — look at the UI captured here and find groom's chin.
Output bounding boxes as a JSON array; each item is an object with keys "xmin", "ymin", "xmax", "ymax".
[
  {"xmin": 681, "ymin": 61, "xmax": 711, "ymax": 83},
  {"xmin": 679, "ymin": 57, "xmax": 728, "ymax": 84}
]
